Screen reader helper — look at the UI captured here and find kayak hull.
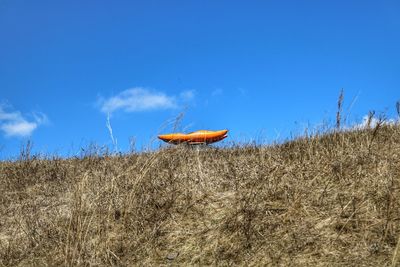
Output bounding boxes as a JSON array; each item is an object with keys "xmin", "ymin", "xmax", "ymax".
[{"xmin": 158, "ymin": 130, "xmax": 228, "ymax": 145}]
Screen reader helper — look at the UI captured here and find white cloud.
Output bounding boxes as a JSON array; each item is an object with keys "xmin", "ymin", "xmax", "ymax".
[
  {"xmin": 0, "ymin": 110, "xmax": 20, "ymax": 121},
  {"xmin": 354, "ymin": 115, "xmax": 397, "ymax": 130},
  {"xmin": 1, "ymin": 121, "xmax": 37, "ymax": 137},
  {"xmin": 99, "ymin": 87, "xmax": 195, "ymax": 114},
  {"xmin": 100, "ymin": 88, "xmax": 176, "ymax": 114},
  {"xmin": 0, "ymin": 105, "xmax": 47, "ymax": 137}
]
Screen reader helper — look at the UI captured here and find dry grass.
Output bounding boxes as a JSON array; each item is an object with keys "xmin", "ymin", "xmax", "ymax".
[{"xmin": 1, "ymin": 124, "xmax": 400, "ymax": 266}]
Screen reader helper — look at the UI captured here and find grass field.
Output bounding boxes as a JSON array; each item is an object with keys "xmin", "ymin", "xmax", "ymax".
[{"xmin": 1, "ymin": 121, "xmax": 400, "ymax": 266}]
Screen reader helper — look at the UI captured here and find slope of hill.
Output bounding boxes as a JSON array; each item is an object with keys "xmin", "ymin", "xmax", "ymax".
[{"xmin": 1, "ymin": 125, "xmax": 400, "ymax": 266}]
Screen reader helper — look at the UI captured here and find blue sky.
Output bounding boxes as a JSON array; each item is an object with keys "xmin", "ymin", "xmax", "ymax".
[{"xmin": 0, "ymin": 0, "xmax": 399, "ymax": 158}]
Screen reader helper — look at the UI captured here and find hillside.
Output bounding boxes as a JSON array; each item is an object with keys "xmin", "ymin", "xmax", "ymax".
[{"xmin": 1, "ymin": 124, "xmax": 400, "ymax": 266}]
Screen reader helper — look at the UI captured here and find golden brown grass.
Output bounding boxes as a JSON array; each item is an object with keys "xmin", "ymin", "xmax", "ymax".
[{"xmin": 1, "ymin": 124, "xmax": 400, "ymax": 266}]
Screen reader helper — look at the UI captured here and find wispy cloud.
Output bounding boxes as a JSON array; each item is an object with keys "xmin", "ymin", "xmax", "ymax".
[
  {"xmin": 180, "ymin": 90, "xmax": 195, "ymax": 101},
  {"xmin": 238, "ymin": 88, "xmax": 247, "ymax": 96},
  {"xmin": 211, "ymin": 88, "xmax": 223, "ymax": 97},
  {"xmin": 0, "ymin": 104, "xmax": 47, "ymax": 137},
  {"xmin": 99, "ymin": 87, "xmax": 194, "ymax": 114}
]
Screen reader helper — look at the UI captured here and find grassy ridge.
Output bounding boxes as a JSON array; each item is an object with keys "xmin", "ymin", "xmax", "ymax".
[{"xmin": 1, "ymin": 124, "xmax": 400, "ymax": 266}]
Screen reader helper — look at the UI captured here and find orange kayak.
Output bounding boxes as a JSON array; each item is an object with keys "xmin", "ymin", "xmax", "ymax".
[{"xmin": 158, "ymin": 129, "xmax": 228, "ymax": 145}]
